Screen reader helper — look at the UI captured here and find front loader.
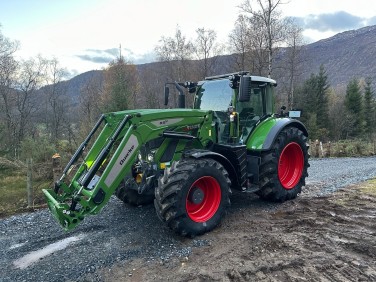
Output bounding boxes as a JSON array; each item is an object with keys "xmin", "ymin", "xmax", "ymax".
[{"xmin": 43, "ymin": 71, "xmax": 309, "ymax": 237}]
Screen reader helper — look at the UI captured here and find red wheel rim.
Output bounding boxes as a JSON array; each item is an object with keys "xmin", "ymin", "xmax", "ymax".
[
  {"xmin": 186, "ymin": 176, "xmax": 221, "ymax": 222},
  {"xmin": 278, "ymin": 142, "xmax": 304, "ymax": 189}
]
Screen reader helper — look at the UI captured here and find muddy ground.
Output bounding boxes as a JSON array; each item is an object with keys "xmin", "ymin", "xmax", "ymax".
[
  {"xmin": 2, "ymin": 157, "xmax": 376, "ymax": 282},
  {"xmin": 89, "ymin": 182, "xmax": 376, "ymax": 282}
]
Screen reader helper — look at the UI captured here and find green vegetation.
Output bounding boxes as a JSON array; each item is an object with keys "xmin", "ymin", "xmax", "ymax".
[
  {"xmin": 360, "ymin": 179, "xmax": 376, "ymax": 196},
  {"xmin": 295, "ymin": 65, "xmax": 376, "ymax": 142},
  {"xmin": 332, "ymin": 178, "xmax": 376, "ymax": 207},
  {"xmin": 0, "ymin": 160, "xmax": 51, "ymax": 218}
]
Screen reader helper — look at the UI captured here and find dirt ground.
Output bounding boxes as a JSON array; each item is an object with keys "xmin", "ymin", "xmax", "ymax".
[{"xmin": 88, "ymin": 181, "xmax": 376, "ymax": 282}]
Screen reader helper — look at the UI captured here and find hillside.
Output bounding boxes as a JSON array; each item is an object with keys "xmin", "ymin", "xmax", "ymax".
[
  {"xmin": 62, "ymin": 25, "xmax": 376, "ymax": 102},
  {"xmin": 301, "ymin": 25, "xmax": 376, "ymax": 87},
  {"xmin": 61, "ymin": 70, "xmax": 103, "ymax": 104}
]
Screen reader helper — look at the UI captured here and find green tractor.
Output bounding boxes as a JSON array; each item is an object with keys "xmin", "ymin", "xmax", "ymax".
[{"xmin": 43, "ymin": 71, "xmax": 309, "ymax": 237}]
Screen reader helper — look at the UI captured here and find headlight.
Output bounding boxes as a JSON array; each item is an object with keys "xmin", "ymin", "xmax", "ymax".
[{"xmin": 147, "ymin": 153, "xmax": 154, "ymax": 162}]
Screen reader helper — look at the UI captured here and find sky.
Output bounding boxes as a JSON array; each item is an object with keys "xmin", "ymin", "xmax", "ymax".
[{"xmin": 1, "ymin": 0, "xmax": 375, "ymax": 77}]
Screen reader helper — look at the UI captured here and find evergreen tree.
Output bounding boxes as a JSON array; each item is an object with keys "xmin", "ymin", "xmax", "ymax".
[
  {"xmin": 294, "ymin": 64, "xmax": 330, "ymax": 140},
  {"xmin": 344, "ymin": 78, "xmax": 363, "ymax": 138},
  {"xmin": 101, "ymin": 56, "xmax": 139, "ymax": 112},
  {"xmin": 363, "ymin": 78, "xmax": 375, "ymax": 139},
  {"xmin": 315, "ymin": 65, "xmax": 330, "ymax": 130}
]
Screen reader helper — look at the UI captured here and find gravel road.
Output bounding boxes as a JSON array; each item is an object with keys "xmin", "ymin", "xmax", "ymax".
[
  {"xmin": 1, "ymin": 156, "xmax": 376, "ymax": 282},
  {"xmin": 303, "ymin": 156, "xmax": 376, "ymax": 197}
]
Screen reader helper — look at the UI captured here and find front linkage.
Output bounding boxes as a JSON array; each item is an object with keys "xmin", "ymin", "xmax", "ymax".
[{"xmin": 43, "ymin": 109, "xmax": 212, "ymax": 230}]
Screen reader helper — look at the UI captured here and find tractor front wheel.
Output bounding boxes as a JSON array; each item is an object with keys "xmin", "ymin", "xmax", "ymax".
[
  {"xmin": 257, "ymin": 127, "xmax": 309, "ymax": 202},
  {"xmin": 154, "ymin": 158, "xmax": 231, "ymax": 237}
]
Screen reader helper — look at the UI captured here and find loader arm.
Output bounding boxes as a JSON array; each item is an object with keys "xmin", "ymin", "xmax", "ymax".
[{"xmin": 43, "ymin": 109, "xmax": 213, "ymax": 230}]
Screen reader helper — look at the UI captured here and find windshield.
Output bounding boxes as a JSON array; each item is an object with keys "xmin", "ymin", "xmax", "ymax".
[{"xmin": 194, "ymin": 79, "xmax": 233, "ymax": 112}]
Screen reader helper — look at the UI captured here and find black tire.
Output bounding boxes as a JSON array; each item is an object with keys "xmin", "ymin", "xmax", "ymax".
[
  {"xmin": 154, "ymin": 158, "xmax": 231, "ymax": 237},
  {"xmin": 257, "ymin": 127, "xmax": 309, "ymax": 202},
  {"xmin": 115, "ymin": 176, "xmax": 155, "ymax": 206}
]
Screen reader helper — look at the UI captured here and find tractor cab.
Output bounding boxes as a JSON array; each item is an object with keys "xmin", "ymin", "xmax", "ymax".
[{"xmin": 193, "ymin": 72, "xmax": 277, "ymax": 145}]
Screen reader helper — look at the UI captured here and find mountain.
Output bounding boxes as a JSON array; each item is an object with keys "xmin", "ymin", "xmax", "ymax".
[
  {"xmin": 62, "ymin": 25, "xmax": 376, "ymax": 103},
  {"xmin": 60, "ymin": 70, "xmax": 103, "ymax": 103},
  {"xmin": 301, "ymin": 25, "xmax": 376, "ymax": 87}
]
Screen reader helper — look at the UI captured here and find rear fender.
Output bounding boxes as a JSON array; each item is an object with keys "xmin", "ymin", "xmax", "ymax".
[{"xmin": 246, "ymin": 118, "xmax": 308, "ymax": 151}]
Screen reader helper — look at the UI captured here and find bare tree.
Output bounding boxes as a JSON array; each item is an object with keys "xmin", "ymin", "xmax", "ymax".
[
  {"xmin": 14, "ymin": 56, "xmax": 47, "ymax": 154},
  {"xmin": 276, "ymin": 21, "xmax": 304, "ymax": 109},
  {"xmin": 0, "ymin": 26, "xmax": 18, "ymax": 58},
  {"xmin": 247, "ymin": 14, "xmax": 270, "ymax": 75},
  {"xmin": 79, "ymin": 72, "xmax": 103, "ymax": 136},
  {"xmin": 194, "ymin": 28, "xmax": 222, "ymax": 78},
  {"xmin": 155, "ymin": 26, "xmax": 194, "ymax": 107},
  {"xmin": 43, "ymin": 58, "xmax": 69, "ymax": 143},
  {"xmin": 240, "ymin": 0, "xmax": 288, "ymax": 77},
  {"xmin": 139, "ymin": 64, "xmax": 163, "ymax": 109},
  {"xmin": 229, "ymin": 15, "xmax": 251, "ymax": 71},
  {"xmin": 156, "ymin": 26, "xmax": 193, "ymax": 64},
  {"xmin": 0, "ymin": 27, "xmax": 19, "ymax": 153}
]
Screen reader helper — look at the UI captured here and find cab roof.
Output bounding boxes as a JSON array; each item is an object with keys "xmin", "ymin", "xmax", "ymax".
[{"xmin": 203, "ymin": 71, "xmax": 277, "ymax": 85}]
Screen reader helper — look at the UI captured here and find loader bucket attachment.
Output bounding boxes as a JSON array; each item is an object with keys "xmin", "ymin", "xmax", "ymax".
[{"xmin": 43, "ymin": 189, "xmax": 82, "ymax": 230}]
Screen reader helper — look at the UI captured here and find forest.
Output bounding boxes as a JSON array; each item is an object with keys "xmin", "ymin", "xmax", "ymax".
[{"xmin": 1, "ymin": 0, "xmax": 376, "ymax": 169}]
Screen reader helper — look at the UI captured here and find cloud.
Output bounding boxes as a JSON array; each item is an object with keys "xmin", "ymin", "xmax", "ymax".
[
  {"xmin": 77, "ymin": 49, "xmax": 118, "ymax": 63},
  {"xmin": 291, "ymin": 11, "xmax": 365, "ymax": 32},
  {"xmin": 366, "ymin": 16, "xmax": 376, "ymax": 26},
  {"xmin": 76, "ymin": 48, "xmax": 156, "ymax": 65},
  {"xmin": 85, "ymin": 48, "xmax": 133, "ymax": 57},
  {"xmin": 76, "ymin": 54, "xmax": 113, "ymax": 64}
]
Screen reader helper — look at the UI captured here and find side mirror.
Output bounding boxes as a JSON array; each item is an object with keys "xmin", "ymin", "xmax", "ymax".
[
  {"xmin": 238, "ymin": 76, "xmax": 251, "ymax": 102},
  {"xmin": 164, "ymin": 86, "xmax": 169, "ymax": 106},
  {"xmin": 185, "ymin": 81, "xmax": 197, "ymax": 94}
]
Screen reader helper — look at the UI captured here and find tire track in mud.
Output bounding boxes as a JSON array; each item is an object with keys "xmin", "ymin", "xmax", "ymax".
[{"xmin": 101, "ymin": 182, "xmax": 376, "ymax": 281}]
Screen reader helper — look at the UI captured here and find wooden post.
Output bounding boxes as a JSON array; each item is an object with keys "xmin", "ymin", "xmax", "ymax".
[
  {"xmin": 319, "ymin": 141, "xmax": 323, "ymax": 158},
  {"xmin": 52, "ymin": 153, "xmax": 62, "ymax": 182},
  {"xmin": 315, "ymin": 140, "xmax": 319, "ymax": 158},
  {"xmin": 27, "ymin": 158, "xmax": 33, "ymax": 208}
]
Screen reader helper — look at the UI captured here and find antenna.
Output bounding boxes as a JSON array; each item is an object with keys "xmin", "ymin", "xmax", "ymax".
[{"xmin": 119, "ymin": 44, "xmax": 122, "ymax": 60}]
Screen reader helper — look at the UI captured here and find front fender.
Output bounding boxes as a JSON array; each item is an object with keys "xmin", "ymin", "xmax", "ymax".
[
  {"xmin": 183, "ymin": 149, "xmax": 242, "ymax": 188},
  {"xmin": 246, "ymin": 118, "xmax": 308, "ymax": 151}
]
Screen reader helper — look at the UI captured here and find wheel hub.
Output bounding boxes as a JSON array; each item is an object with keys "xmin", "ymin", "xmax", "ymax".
[
  {"xmin": 188, "ymin": 187, "xmax": 205, "ymax": 204},
  {"xmin": 186, "ymin": 176, "xmax": 222, "ymax": 222}
]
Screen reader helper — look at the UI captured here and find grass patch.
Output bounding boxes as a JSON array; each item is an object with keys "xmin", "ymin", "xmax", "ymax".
[
  {"xmin": 331, "ymin": 178, "xmax": 376, "ymax": 207},
  {"xmin": 359, "ymin": 179, "xmax": 376, "ymax": 196},
  {"xmin": 0, "ymin": 167, "xmax": 51, "ymax": 218}
]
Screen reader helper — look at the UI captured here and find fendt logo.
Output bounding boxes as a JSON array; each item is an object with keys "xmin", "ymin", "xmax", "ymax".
[
  {"xmin": 119, "ymin": 145, "xmax": 135, "ymax": 166},
  {"xmin": 151, "ymin": 118, "xmax": 183, "ymax": 127}
]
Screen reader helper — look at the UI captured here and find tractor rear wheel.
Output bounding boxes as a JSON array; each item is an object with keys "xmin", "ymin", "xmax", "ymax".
[
  {"xmin": 115, "ymin": 176, "xmax": 155, "ymax": 206},
  {"xmin": 154, "ymin": 158, "xmax": 231, "ymax": 237},
  {"xmin": 257, "ymin": 127, "xmax": 309, "ymax": 202}
]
